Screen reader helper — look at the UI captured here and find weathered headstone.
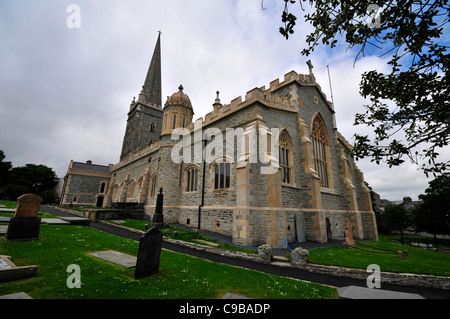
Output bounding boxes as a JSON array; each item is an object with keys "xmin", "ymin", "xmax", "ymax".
[
  {"xmin": 134, "ymin": 227, "xmax": 163, "ymax": 279},
  {"xmin": 14, "ymin": 194, "xmax": 43, "ymax": 218},
  {"xmin": 151, "ymin": 188, "xmax": 164, "ymax": 228},
  {"xmin": 295, "ymin": 213, "xmax": 306, "ymax": 242},
  {"xmin": 5, "ymin": 194, "xmax": 42, "ymax": 241},
  {"xmin": 342, "ymin": 217, "xmax": 356, "ymax": 248}
]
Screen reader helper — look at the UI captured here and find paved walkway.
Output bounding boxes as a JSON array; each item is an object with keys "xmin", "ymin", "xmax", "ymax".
[{"xmin": 40, "ymin": 205, "xmax": 450, "ymax": 299}]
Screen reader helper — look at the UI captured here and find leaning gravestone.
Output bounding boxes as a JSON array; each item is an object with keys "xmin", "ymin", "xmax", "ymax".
[
  {"xmin": 134, "ymin": 227, "xmax": 163, "ymax": 279},
  {"xmin": 5, "ymin": 194, "xmax": 43, "ymax": 241}
]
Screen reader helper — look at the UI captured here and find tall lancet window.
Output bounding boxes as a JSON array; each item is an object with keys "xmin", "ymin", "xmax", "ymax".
[
  {"xmin": 279, "ymin": 131, "xmax": 293, "ymax": 185},
  {"xmin": 311, "ymin": 115, "xmax": 330, "ymax": 188}
]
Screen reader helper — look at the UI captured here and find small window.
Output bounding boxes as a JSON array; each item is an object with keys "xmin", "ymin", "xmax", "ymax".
[
  {"xmin": 150, "ymin": 122, "xmax": 155, "ymax": 133},
  {"xmin": 172, "ymin": 114, "xmax": 177, "ymax": 129},
  {"xmin": 214, "ymin": 162, "xmax": 230, "ymax": 190},
  {"xmin": 100, "ymin": 182, "xmax": 106, "ymax": 193},
  {"xmin": 182, "ymin": 115, "xmax": 186, "ymax": 128},
  {"xmin": 186, "ymin": 167, "xmax": 199, "ymax": 192},
  {"xmin": 73, "ymin": 195, "xmax": 78, "ymax": 203}
]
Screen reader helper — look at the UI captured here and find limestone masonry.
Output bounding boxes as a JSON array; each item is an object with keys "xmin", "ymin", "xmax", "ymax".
[{"xmin": 60, "ymin": 34, "xmax": 378, "ymax": 246}]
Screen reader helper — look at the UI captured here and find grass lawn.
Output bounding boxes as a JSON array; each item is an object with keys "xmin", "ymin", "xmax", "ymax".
[
  {"xmin": 308, "ymin": 235, "xmax": 450, "ymax": 277},
  {"xmin": 105, "ymin": 219, "xmax": 257, "ymax": 254},
  {"xmin": 0, "ymin": 224, "xmax": 336, "ymax": 299}
]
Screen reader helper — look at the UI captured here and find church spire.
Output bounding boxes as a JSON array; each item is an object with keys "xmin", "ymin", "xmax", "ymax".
[{"xmin": 139, "ymin": 32, "xmax": 162, "ymax": 108}]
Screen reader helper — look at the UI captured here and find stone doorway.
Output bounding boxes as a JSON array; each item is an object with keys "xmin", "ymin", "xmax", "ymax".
[{"xmin": 96, "ymin": 196, "xmax": 104, "ymax": 208}]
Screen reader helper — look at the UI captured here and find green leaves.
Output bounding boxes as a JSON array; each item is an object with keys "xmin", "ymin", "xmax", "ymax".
[
  {"xmin": 278, "ymin": 0, "xmax": 450, "ymax": 175},
  {"xmin": 279, "ymin": 0, "xmax": 298, "ymax": 39}
]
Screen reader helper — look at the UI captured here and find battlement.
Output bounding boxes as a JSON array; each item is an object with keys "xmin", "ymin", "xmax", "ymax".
[{"xmin": 197, "ymin": 70, "xmax": 329, "ymax": 127}]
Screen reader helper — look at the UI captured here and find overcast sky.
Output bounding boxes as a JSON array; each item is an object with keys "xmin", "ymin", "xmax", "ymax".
[{"xmin": 0, "ymin": 0, "xmax": 447, "ymax": 201}]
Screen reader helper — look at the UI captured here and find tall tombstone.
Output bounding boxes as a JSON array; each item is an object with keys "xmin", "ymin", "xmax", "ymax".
[
  {"xmin": 5, "ymin": 194, "xmax": 43, "ymax": 241},
  {"xmin": 326, "ymin": 217, "xmax": 332, "ymax": 241},
  {"xmin": 151, "ymin": 188, "xmax": 164, "ymax": 229},
  {"xmin": 295, "ymin": 213, "xmax": 306, "ymax": 242},
  {"xmin": 343, "ymin": 217, "xmax": 356, "ymax": 248},
  {"xmin": 134, "ymin": 227, "xmax": 163, "ymax": 279}
]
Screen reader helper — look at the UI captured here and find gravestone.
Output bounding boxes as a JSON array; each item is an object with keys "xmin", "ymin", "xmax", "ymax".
[
  {"xmin": 294, "ymin": 213, "xmax": 306, "ymax": 242},
  {"xmin": 5, "ymin": 194, "xmax": 42, "ymax": 241},
  {"xmin": 151, "ymin": 188, "xmax": 164, "ymax": 228},
  {"xmin": 326, "ymin": 217, "xmax": 332, "ymax": 240},
  {"xmin": 343, "ymin": 218, "xmax": 356, "ymax": 248},
  {"xmin": 134, "ymin": 227, "xmax": 163, "ymax": 279}
]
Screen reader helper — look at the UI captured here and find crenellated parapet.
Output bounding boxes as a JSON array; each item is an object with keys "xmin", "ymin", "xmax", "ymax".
[{"xmin": 191, "ymin": 70, "xmax": 333, "ymax": 128}]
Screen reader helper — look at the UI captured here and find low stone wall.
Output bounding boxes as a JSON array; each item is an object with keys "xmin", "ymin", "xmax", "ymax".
[
  {"xmin": 298, "ymin": 264, "xmax": 450, "ymax": 290},
  {"xmin": 165, "ymin": 233, "xmax": 450, "ymax": 290},
  {"xmin": 163, "ymin": 237, "xmax": 268, "ymax": 264},
  {"xmin": 83, "ymin": 209, "xmax": 145, "ymax": 221}
]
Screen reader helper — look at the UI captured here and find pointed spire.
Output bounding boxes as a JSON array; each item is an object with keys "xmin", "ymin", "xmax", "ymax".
[{"xmin": 140, "ymin": 32, "xmax": 162, "ymax": 107}]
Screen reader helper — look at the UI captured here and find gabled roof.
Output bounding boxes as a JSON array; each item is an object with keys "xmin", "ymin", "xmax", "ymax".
[{"xmin": 72, "ymin": 162, "xmax": 111, "ymax": 172}]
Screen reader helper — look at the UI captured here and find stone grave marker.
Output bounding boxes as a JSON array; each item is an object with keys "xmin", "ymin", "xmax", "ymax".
[
  {"xmin": 342, "ymin": 218, "xmax": 356, "ymax": 248},
  {"xmin": 151, "ymin": 188, "xmax": 164, "ymax": 228},
  {"xmin": 295, "ymin": 213, "xmax": 306, "ymax": 242},
  {"xmin": 89, "ymin": 250, "xmax": 137, "ymax": 268},
  {"xmin": 134, "ymin": 227, "xmax": 163, "ymax": 279},
  {"xmin": 5, "ymin": 194, "xmax": 42, "ymax": 241},
  {"xmin": 337, "ymin": 286, "xmax": 424, "ymax": 299}
]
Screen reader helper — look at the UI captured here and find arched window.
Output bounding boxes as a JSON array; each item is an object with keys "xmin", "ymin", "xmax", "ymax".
[
  {"xmin": 127, "ymin": 179, "xmax": 137, "ymax": 199},
  {"xmin": 172, "ymin": 114, "xmax": 177, "ymax": 129},
  {"xmin": 279, "ymin": 131, "xmax": 293, "ymax": 184},
  {"xmin": 214, "ymin": 162, "xmax": 231, "ymax": 190},
  {"xmin": 149, "ymin": 175, "xmax": 157, "ymax": 198},
  {"xmin": 150, "ymin": 122, "xmax": 155, "ymax": 133},
  {"xmin": 185, "ymin": 167, "xmax": 199, "ymax": 192},
  {"xmin": 112, "ymin": 184, "xmax": 120, "ymax": 202},
  {"xmin": 311, "ymin": 115, "xmax": 330, "ymax": 188}
]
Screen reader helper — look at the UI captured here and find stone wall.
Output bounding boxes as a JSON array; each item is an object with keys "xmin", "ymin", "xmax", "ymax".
[{"xmin": 62, "ymin": 174, "xmax": 110, "ymax": 207}]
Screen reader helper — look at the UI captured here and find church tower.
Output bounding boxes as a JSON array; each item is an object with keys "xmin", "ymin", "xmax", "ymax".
[{"xmin": 120, "ymin": 33, "xmax": 164, "ymax": 161}]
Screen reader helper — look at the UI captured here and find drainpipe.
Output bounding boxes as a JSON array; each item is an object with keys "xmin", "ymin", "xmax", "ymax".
[{"xmin": 198, "ymin": 133, "xmax": 209, "ymax": 230}]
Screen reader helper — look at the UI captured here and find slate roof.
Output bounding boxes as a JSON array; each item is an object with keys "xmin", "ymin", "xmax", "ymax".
[{"xmin": 72, "ymin": 162, "xmax": 111, "ymax": 172}]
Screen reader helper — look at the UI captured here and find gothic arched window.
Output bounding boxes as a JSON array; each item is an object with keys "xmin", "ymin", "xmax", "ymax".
[
  {"xmin": 311, "ymin": 115, "xmax": 330, "ymax": 188},
  {"xmin": 185, "ymin": 166, "xmax": 199, "ymax": 192},
  {"xmin": 214, "ymin": 162, "xmax": 231, "ymax": 190},
  {"xmin": 127, "ymin": 179, "xmax": 137, "ymax": 199},
  {"xmin": 149, "ymin": 175, "xmax": 157, "ymax": 198},
  {"xmin": 279, "ymin": 131, "xmax": 293, "ymax": 184}
]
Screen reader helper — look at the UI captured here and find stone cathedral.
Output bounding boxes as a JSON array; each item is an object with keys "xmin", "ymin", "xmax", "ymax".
[{"xmin": 60, "ymin": 34, "xmax": 378, "ymax": 246}]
